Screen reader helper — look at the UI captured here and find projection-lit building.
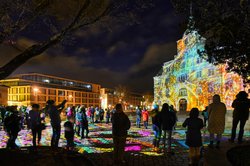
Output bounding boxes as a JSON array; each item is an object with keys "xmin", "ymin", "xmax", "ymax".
[
  {"xmin": 0, "ymin": 73, "xmax": 101, "ymax": 107},
  {"xmin": 153, "ymin": 17, "xmax": 244, "ymax": 112}
]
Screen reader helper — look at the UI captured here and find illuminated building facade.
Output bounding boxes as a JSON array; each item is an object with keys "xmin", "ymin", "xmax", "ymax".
[
  {"xmin": 100, "ymin": 88, "xmax": 144, "ymax": 110},
  {"xmin": 0, "ymin": 85, "xmax": 8, "ymax": 106},
  {"xmin": 154, "ymin": 21, "xmax": 244, "ymax": 112},
  {"xmin": 0, "ymin": 73, "xmax": 101, "ymax": 107}
]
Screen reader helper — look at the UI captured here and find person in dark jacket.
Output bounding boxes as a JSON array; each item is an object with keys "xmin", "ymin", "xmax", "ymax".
[
  {"xmin": 29, "ymin": 104, "xmax": 42, "ymax": 147},
  {"xmin": 64, "ymin": 116, "xmax": 75, "ymax": 150},
  {"xmin": 151, "ymin": 105, "xmax": 161, "ymax": 152},
  {"xmin": 202, "ymin": 106, "xmax": 209, "ymax": 127},
  {"xmin": 46, "ymin": 100, "xmax": 67, "ymax": 148},
  {"xmin": 76, "ymin": 106, "xmax": 89, "ymax": 139},
  {"xmin": 159, "ymin": 103, "xmax": 177, "ymax": 153},
  {"xmin": 112, "ymin": 104, "xmax": 131, "ymax": 165},
  {"xmin": 135, "ymin": 106, "xmax": 141, "ymax": 128},
  {"xmin": 229, "ymin": 91, "xmax": 250, "ymax": 144},
  {"xmin": 106, "ymin": 109, "xmax": 111, "ymax": 124},
  {"xmin": 183, "ymin": 108, "xmax": 203, "ymax": 166},
  {"xmin": 4, "ymin": 106, "xmax": 21, "ymax": 149}
]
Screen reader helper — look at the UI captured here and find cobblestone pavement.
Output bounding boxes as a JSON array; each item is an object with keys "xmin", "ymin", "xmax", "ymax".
[{"xmin": 0, "ymin": 114, "xmax": 250, "ymax": 166}]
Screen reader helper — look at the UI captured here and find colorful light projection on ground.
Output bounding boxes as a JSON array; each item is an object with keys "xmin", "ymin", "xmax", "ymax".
[
  {"xmin": 0, "ymin": 122, "xmax": 250, "ymax": 159},
  {"xmin": 154, "ymin": 29, "xmax": 245, "ymax": 111}
]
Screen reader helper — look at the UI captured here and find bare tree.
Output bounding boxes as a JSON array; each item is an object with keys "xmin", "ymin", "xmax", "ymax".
[{"xmin": 0, "ymin": 0, "xmax": 152, "ymax": 79}]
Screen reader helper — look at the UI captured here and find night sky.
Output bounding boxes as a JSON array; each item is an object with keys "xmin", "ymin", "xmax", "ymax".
[{"xmin": 0, "ymin": 0, "xmax": 186, "ymax": 93}]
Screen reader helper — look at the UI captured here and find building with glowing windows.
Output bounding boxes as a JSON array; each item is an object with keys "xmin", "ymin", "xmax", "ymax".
[
  {"xmin": 100, "ymin": 88, "xmax": 144, "ymax": 110},
  {"xmin": 0, "ymin": 85, "xmax": 8, "ymax": 106},
  {"xmin": 153, "ymin": 18, "xmax": 245, "ymax": 112},
  {"xmin": 0, "ymin": 73, "xmax": 101, "ymax": 107}
]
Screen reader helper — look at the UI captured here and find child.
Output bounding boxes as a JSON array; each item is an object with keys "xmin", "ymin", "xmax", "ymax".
[
  {"xmin": 64, "ymin": 116, "xmax": 75, "ymax": 150},
  {"xmin": 183, "ymin": 108, "xmax": 203, "ymax": 166}
]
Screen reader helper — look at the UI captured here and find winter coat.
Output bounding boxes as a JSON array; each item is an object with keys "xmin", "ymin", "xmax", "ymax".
[
  {"xmin": 232, "ymin": 98, "xmax": 250, "ymax": 121},
  {"xmin": 159, "ymin": 110, "xmax": 177, "ymax": 131},
  {"xmin": 142, "ymin": 110, "xmax": 149, "ymax": 122},
  {"xmin": 183, "ymin": 117, "xmax": 203, "ymax": 147},
  {"xmin": 64, "ymin": 121, "xmax": 74, "ymax": 139},
  {"xmin": 112, "ymin": 112, "xmax": 130, "ymax": 137},
  {"xmin": 152, "ymin": 110, "xmax": 161, "ymax": 128},
  {"xmin": 48, "ymin": 105, "xmax": 61, "ymax": 127},
  {"xmin": 208, "ymin": 100, "xmax": 227, "ymax": 134},
  {"xmin": 29, "ymin": 110, "xmax": 41, "ymax": 130}
]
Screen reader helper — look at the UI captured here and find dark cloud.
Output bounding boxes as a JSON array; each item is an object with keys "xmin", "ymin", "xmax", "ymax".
[{"xmin": 0, "ymin": 0, "xmax": 184, "ymax": 93}]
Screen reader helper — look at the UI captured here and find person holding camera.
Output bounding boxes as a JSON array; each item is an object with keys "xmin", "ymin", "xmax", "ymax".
[{"xmin": 46, "ymin": 100, "xmax": 67, "ymax": 148}]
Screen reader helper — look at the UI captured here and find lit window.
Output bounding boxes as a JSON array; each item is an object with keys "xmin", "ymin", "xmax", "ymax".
[
  {"xmin": 208, "ymin": 69, "xmax": 215, "ymax": 76},
  {"xmin": 179, "ymin": 88, "xmax": 187, "ymax": 96},
  {"xmin": 196, "ymin": 71, "xmax": 202, "ymax": 78}
]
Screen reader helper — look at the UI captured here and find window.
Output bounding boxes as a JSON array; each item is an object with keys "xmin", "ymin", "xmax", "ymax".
[
  {"xmin": 196, "ymin": 87, "xmax": 202, "ymax": 95},
  {"xmin": 208, "ymin": 83, "xmax": 214, "ymax": 92},
  {"xmin": 196, "ymin": 71, "xmax": 202, "ymax": 78},
  {"xmin": 197, "ymin": 58, "xmax": 202, "ymax": 64},
  {"xmin": 208, "ymin": 69, "xmax": 215, "ymax": 76},
  {"xmin": 179, "ymin": 88, "xmax": 187, "ymax": 96},
  {"xmin": 178, "ymin": 74, "xmax": 188, "ymax": 82},
  {"xmin": 19, "ymin": 87, "xmax": 26, "ymax": 93},
  {"xmin": 75, "ymin": 92, "xmax": 81, "ymax": 97},
  {"xmin": 58, "ymin": 90, "xmax": 65, "ymax": 96},
  {"xmin": 49, "ymin": 89, "xmax": 56, "ymax": 95},
  {"xmin": 19, "ymin": 95, "xmax": 26, "ymax": 101}
]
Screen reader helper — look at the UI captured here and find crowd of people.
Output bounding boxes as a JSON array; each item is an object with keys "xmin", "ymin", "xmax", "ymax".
[{"xmin": 0, "ymin": 91, "xmax": 249, "ymax": 166}]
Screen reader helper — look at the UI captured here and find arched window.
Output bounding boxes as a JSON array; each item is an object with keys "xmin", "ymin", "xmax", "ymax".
[{"xmin": 179, "ymin": 88, "xmax": 187, "ymax": 96}]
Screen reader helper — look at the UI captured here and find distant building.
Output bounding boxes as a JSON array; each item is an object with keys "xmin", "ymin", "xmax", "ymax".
[
  {"xmin": 154, "ymin": 17, "xmax": 245, "ymax": 112},
  {"xmin": 0, "ymin": 73, "xmax": 101, "ymax": 107},
  {"xmin": 100, "ymin": 88, "xmax": 144, "ymax": 110},
  {"xmin": 0, "ymin": 85, "xmax": 8, "ymax": 106}
]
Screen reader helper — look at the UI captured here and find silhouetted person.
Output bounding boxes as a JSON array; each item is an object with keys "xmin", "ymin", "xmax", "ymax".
[
  {"xmin": 0, "ymin": 106, "xmax": 6, "ymax": 124},
  {"xmin": 64, "ymin": 116, "xmax": 75, "ymax": 150},
  {"xmin": 142, "ymin": 108, "xmax": 149, "ymax": 129},
  {"xmin": 76, "ymin": 106, "xmax": 89, "ymax": 139},
  {"xmin": 4, "ymin": 106, "xmax": 21, "ymax": 149},
  {"xmin": 229, "ymin": 91, "xmax": 250, "ymax": 144},
  {"xmin": 159, "ymin": 103, "xmax": 177, "ymax": 153},
  {"xmin": 202, "ymin": 106, "xmax": 209, "ymax": 127},
  {"xmin": 151, "ymin": 105, "xmax": 161, "ymax": 153},
  {"xmin": 29, "ymin": 104, "xmax": 42, "ymax": 147},
  {"xmin": 106, "ymin": 109, "xmax": 111, "ymax": 124},
  {"xmin": 112, "ymin": 104, "xmax": 131, "ymax": 165},
  {"xmin": 183, "ymin": 108, "xmax": 203, "ymax": 166},
  {"xmin": 135, "ymin": 106, "xmax": 141, "ymax": 128},
  {"xmin": 46, "ymin": 100, "xmax": 67, "ymax": 148},
  {"xmin": 207, "ymin": 95, "xmax": 227, "ymax": 148}
]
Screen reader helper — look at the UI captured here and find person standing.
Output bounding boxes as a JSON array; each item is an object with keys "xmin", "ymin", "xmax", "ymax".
[
  {"xmin": 159, "ymin": 103, "xmax": 177, "ymax": 153},
  {"xmin": 78, "ymin": 106, "xmax": 89, "ymax": 139},
  {"xmin": 229, "ymin": 91, "xmax": 250, "ymax": 144},
  {"xmin": 202, "ymin": 106, "xmax": 209, "ymax": 127},
  {"xmin": 4, "ymin": 106, "xmax": 21, "ymax": 149},
  {"xmin": 64, "ymin": 116, "xmax": 75, "ymax": 150},
  {"xmin": 90, "ymin": 106, "xmax": 95, "ymax": 123},
  {"xmin": 112, "ymin": 104, "xmax": 131, "ymax": 165},
  {"xmin": 142, "ymin": 108, "xmax": 149, "ymax": 129},
  {"xmin": 46, "ymin": 100, "xmax": 67, "ymax": 148},
  {"xmin": 151, "ymin": 105, "xmax": 161, "ymax": 153},
  {"xmin": 100, "ymin": 108, "xmax": 105, "ymax": 122},
  {"xmin": 207, "ymin": 94, "xmax": 227, "ymax": 149},
  {"xmin": 106, "ymin": 108, "xmax": 111, "ymax": 124},
  {"xmin": 29, "ymin": 104, "xmax": 42, "ymax": 147},
  {"xmin": 183, "ymin": 108, "xmax": 203, "ymax": 166},
  {"xmin": 135, "ymin": 106, "xmax": 142, "ymax": 128}
]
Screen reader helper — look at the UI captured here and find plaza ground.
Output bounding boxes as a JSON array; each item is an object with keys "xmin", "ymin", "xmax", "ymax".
[{"xmin": 0, "ymin": 112, "xmax": 250, "ymax": 166}]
